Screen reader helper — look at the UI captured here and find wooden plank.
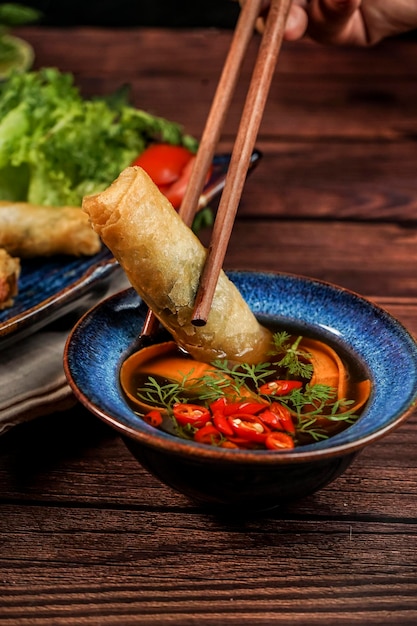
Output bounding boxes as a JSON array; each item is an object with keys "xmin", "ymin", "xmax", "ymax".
[
  {"xmin": 215, "ymin": 141, "xmax": 417, "ymax": 221},
  {"xmin": 0, "ymin": 508, "xmax": 415, "ymax": 623},
  {"xmin": 16, "ymin": 28, "xmax": 417, "ymax": 142},
  {"xmin": 70, "ymin": 64, "xmax": 417, "ymax": 142},
  {"xmin": 16, "ymin": 27, "xmax": 417, "ymax": 79},
  {"xmin": 203, "ymin": 219, "xmax": 417, "ymax": 299},
  {"xmin": 0, "ymin": 581, "xmax": 415, "ymax": 624}
]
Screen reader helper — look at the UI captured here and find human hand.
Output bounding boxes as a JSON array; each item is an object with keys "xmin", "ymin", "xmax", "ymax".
[{"xmin": 239, "ymin": 1, "xmax": 417, "ymax": 46}]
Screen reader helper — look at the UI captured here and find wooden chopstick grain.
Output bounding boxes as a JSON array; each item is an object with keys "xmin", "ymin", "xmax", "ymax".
[
  {"xmin": 192, "ymin": 0, "xmax": 292, "ymax": 325},
  {"xmin": 140, "ymin": 0, "xmax": 264, "ymax": 338},
  {"xmin": 178, "ymin": 0, "xmax": 265, "ymax": 227}
]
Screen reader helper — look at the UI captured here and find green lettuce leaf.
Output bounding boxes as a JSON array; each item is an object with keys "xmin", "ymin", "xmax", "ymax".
[{"xmin": 0, "ymin": 67, "xmax": 197, "ymax": 206}]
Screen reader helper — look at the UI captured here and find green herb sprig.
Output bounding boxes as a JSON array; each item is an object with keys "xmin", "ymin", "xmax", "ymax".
[
  {"xmin": 269, "ymin": 332, "xmax": 314, "ymax": 379},
  {"xmin": 211, "ymin": 360, "xmax": 276, "ymax": 391},
  {"xmin": 134, "ymin": 376, "xmax": 183, "ymax": 410},
  {"xmin": 278, "ymin": 384, "xmax": 358, "ymax": 441}
]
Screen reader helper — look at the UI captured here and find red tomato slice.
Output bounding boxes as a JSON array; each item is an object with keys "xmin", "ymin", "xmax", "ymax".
[
  {"xmin": 132, "ymin": 143, "xmax": 193, "ymax": 186},
  {"xmin": 265, "ymin": 432, "xmax": 295, "ymax": 450},
  {"xmin": 172, "ymin": 403, "xmax": 210, "ymax": 428},
  {"xmin": 163, "ymin": 156, "xmax": 195, "ymax": 209},
  {"xmin": 132, "ymin": 143, "xmax": 213, "ymax": 210},
  {"xmin": 164, "ymin": 156, "xmax": 214, "ymax": 210}
]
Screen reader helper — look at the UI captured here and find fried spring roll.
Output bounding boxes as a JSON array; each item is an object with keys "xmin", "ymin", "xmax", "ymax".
[
  {"xmin": 0, "ymin": 202, "xmax": 101, "ymax": 258},
  {"xmin": 0, "ymin": 248, "xmax": 20, "ymax": 310},
  {"xmin": 83, "ymin": 166, "xmax": 272, "ymax": 363}
]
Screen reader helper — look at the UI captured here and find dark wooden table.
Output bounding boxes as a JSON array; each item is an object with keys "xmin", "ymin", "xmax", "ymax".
[{"xmin": 1, "ymin": 26, "xmax": 416, "ymax": 625}]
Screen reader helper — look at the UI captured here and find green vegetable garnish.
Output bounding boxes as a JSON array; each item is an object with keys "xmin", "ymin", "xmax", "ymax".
[
  {"xmin": 0, "ymin": 67, "xmax": 197, "ymax": 206},
  {"xmin": 269, "ymin": 332, "xmax": 314, "ymax": 379}
]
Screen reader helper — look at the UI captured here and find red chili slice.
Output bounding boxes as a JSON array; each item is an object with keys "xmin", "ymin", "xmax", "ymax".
[
  {"xmin": 212, "ymin": 412, "xmax": 235, "ymax": 437},
  {"xmin": 223, "ymin": 400, "xmax": 267, "ymax": 416},
  {"xmin": 225, "ymin": 437, "xmax": 259, "ymax": 449},
  {"xmin": 269, "ymin": 402, "xmax": 295, "ymax": 433},
  {"xmin": 194, "ymin": 423, "xmax": 223, "ymax": 445},
  {"xmin": 209, "ymin": 397, "xmax": 228, "ymax": 414},
  {"xmin": 219, "ymin": 440, "xmax": 240, "ymax": 449},
  {"xmin": 265, "ymin": 432, "xmax": 295, "ymax": 450},
  {"xmin": 209, "ymin": 398, "xmax": 266, "ymax": 416},
  {"xmin": 259, "ymin": 380, "xmax": 302, "ymax": 396},
  {"xmin": 229, "ymin": 414, "xmax": 270, "ymax": 443},
  {"xmin": 172, "ymin": 403, "xmax": 210, "ymax": 428},
  {"xmin": 258, "ymin": 409, "xmax": 282, "ymax": 429},
  {"xmin": 143, "ymin": 409, "xmax": 163, "ymax": 427}
]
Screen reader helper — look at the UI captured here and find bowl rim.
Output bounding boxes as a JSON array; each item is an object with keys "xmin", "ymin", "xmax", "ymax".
[{"xmin": 64, "ymin": 270, "xmax": 417, "ymax": 465}]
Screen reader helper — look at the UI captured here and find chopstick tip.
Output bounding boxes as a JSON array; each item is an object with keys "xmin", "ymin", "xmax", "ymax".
[{"xmin": 191, "ymin": 316, "xmax": 207, "ymax": 327}]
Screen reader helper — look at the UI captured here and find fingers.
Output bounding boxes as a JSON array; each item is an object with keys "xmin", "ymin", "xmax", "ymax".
[
  {"xmin": 253, "ymin": 0, "xmax": 309, "ymax": 40},
  {"xmin": 285, "ymin": 1, "xmax": 309, "ymax": 40},
  {"xmin": 307, "ymin": 0, "xmax": 366, "ymax": 45},
  {"xmin": 239, "ymin": 0, "xmax": 363, "ymax": 45},
  {"xmin": 268, "ymin": 0, "xmax": 360, "ymax": 43},
  {"xmin": 316, "ymin": 0, "xmax": 361, "ymax": 22},
  {"xmin": 239, "ymin": 0, "xmax": 417, "ymax": 47}
]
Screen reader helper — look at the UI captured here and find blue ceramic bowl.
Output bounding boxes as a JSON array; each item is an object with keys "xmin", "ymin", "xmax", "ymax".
[{"xmin": 64, "ymin": 271, "xmax": 417, "ymax": 511}]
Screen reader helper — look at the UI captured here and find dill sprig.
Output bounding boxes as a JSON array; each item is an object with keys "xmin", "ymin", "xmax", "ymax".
[
  {"xmin": 212, "ymin": 360, "xmax": 276, "ymax": 391},
  {"xmin": 134, "ymin": 376, "xmax": 183, "ymax": 410},
  {"xmin": 279, "ymin": 384, "xmax": 359, "ymax": 442},
  {"xmin": 269, "ymin": 332, "xmax": 314, "ymax": 379},
  {"xmin": 287, "ymin": 383, "xmax": 336, "ymax": 414},
  {"xmin": 181, "ymin": 370, "xmax": 237, "ymax": 403}
]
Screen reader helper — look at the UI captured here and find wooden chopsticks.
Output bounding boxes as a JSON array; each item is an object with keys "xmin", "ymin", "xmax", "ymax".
[
  {"xmin": 192, "ymin": 0, "xmax": 292, "ymax": 325},
  {"xmin": 140, "ymin": 0, "xmax": 291, "ymax": 337},
  {"xmin": 140, "ymin": 0, "xmax": 265, "ymax": 339},
  {"xmin": 177, "ymin": 0, "xmax": 266, "ymax": 228}
]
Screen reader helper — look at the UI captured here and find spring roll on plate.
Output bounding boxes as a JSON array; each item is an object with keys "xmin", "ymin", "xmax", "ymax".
[
  {"xmin": 0, "ymin": 202, "xmax": 101, "ymax": 258},
  {"xmin": 82, "ymin": 166, "xmax": 272, "ymax": 363},
  {"xmin": 0, "ymin": 248, "xmax": 20, "ymax": 310}
]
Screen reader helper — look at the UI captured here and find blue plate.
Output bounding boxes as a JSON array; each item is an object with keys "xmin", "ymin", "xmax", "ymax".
[
  {"xmin": 0, "ymin": 151, "xmax": 261, "ymax": 349},
  {"xmin": 0, "ymin": 247, "xmax": 118, "ymax": 349}
]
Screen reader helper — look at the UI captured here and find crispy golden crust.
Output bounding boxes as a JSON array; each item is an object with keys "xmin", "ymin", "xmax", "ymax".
[
  {"xmin": 0, "ymin": 202, "xmax": 101, "ymax": 258},
  {"xmin": 0, "ymin": 248, "xmax": 20, "ymax": 310},
  {"xmin": 83, "ymin": 166, "xmax": 272, "ymax": 363}
]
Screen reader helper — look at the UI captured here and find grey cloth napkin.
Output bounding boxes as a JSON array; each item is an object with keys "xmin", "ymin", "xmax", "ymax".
[
  {"xmin": 0, "ymin": 273, "xmax": 130, "ymax": 435},
  {"xmin": 0, "ymin": 329, "xmax": 76, "ymax": 434}
]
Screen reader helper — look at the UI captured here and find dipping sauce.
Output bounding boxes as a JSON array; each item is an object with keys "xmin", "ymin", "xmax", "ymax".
[{"xmin": 120, "ymin": 330, "xmax": 371, "ymax": 451}]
